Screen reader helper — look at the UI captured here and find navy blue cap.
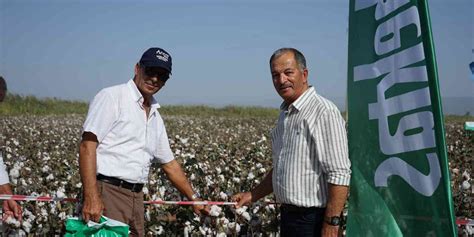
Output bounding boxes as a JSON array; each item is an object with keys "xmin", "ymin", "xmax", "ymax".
[{"xmin": 139, "ymin": 47, "xmax": 172, "ymax": 73}]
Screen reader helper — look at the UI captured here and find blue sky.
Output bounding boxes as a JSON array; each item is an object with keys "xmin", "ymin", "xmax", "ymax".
[{"xmin": 1, "ymin": 0, "xmax": 472, "ymax": 111}]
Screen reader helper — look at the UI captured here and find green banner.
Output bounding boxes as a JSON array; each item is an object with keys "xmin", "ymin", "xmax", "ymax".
[{"xmin": 346, "ymin": 0, "xmax": 457, "ymax": 236}]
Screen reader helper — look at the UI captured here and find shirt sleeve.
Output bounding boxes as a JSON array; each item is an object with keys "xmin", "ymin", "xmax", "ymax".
[
  {"xmin": 0, "ymin": 154, "xmax": 10, "ymax": 185},
  {"xmin": 82, "ymin": 89, "xmax": 119, "ymax": 142},
  {"xmin": 315, "ymin": 108, "xmax": 351, "ymax": 186},
  {"xmin": 153, "ymin": 116, "xmax": 174, "ymax": 164}
]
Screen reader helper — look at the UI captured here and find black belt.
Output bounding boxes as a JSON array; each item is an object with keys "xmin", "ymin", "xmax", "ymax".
[
  {"xmin": 97, "ymin": 174, "xmax": 144, "ymax": 193},
  {"xmin": 280, "ymin": 204, "xmax": 325, "ymax": 213}
]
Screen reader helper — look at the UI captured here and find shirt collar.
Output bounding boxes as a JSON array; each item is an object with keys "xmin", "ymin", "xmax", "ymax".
[
  {"xmin": 127, "ymin": 79, "xmax": 161, "ymax": 110},
  {"xmin": 280, "ymin": 86, "xmax": 314, "ymax": 113}
]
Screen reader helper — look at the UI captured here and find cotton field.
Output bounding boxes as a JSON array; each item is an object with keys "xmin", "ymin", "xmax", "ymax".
[{"xmin": 0, "ymin": 114, "xmax": 472, "ymax": 236}]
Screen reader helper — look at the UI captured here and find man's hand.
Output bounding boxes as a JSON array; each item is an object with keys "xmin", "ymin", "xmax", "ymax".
[
  {"xmin": 231, "ymin": 170, "xmax": 273, "ymax": 208},
  {"xmin": 81, "ymin": 193, "xmax": 104, "ymax": 223},
  {"xmin": 192, "ymin": 198, "xmax": 210, "ymax": 216},
  {"xmin": 322, "ymin": 223, "xmax": 341, "ymax": 237},
  {"xmin": 162, "ymin": 160, "xmax": 211, "ymax": 216},
  {"xmin": 231, "ymin": 192, "xmax": 253, "ymax": 208},
  {"xmin": 2, "ymin": 200, "xmax": 22, "ymax": 222}
]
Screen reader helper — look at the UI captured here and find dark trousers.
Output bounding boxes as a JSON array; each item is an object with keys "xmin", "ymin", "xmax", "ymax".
[{"xmin": 280, "ymin": 204, "xmax": 325, "ymax": 237}]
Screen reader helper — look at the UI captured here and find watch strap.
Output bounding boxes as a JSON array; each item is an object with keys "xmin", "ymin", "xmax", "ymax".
[
  {"xmin": 191, "ymin": 193, "xmax": 201, "ymax": 200},
  {"xmin": 324, "ymin": 216, "xmax": 341, "ymax": 226}
]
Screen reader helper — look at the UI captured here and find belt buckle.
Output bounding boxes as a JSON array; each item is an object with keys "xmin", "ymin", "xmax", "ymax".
[{"xmin": 118, "ymin": 180, "xmax": 125, "ymax": 189}]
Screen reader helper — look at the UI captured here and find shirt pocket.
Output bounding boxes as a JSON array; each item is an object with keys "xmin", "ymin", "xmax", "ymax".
[{"xmin": 115, "ymin": 107, "xmax": 145, "ymax": 141}]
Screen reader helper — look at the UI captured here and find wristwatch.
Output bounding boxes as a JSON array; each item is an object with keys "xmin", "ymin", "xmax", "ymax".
[
  {"xmin": 324, "ymin": 216, "xmax": 341, "ymax": 226},
  {"xmin": 191, "ymin": 192, "xmax": 201, "ymax": 200}
]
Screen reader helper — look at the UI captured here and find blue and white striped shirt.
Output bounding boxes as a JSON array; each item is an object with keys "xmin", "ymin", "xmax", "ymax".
[{"xmin": 271, "ymin": 86, "xmax": 351, "ymax": 207}]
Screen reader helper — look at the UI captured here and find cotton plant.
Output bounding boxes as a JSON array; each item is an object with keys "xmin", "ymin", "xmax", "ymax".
[{"xmin": 0, "ymin": 115, "xmax": 471, "ymax": 235}]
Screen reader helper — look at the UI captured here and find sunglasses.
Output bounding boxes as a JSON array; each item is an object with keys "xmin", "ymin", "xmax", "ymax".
[{"xmin": 142, "ymin": 65, "xmax": 170, "ymax": 82}]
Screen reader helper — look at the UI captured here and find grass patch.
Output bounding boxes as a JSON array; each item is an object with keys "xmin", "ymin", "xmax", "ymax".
[
  {"xmin": 444, "ymin": 115, "xmax": 474, "ymax": 124},
  {"xmin": 1, "ymin": 94, "xmax": 472, "ymax": 122},
  {"xmin": 159, "ymin": 105, "xmax": 279, "ymax": 118},
  {"xmin": 0, "ymin": 94, "xmax": 279, "ymax": 118},
  {"xmin": 0, "ymin": 94, "xmax": 88, "ymax": 115}
]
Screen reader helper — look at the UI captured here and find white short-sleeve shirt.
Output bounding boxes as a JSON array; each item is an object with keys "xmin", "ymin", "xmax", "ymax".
[
  {"xmin": 82, "ymin": 80, "xmax": 174, "ymax": 183},
  {"xmin": 0, "ymin": 153, "xmax": 9, "ymax": 185}
]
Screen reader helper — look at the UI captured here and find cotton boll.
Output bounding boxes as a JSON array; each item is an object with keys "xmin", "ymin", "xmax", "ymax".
[
  {"xmin": 5, "ymin": 216, "xmax": 21, "ymax": 228},
  {"xmin": 219, "ymin": 216, "xmax": 229, "ymax": 225},
  {"xmin": 55, "ymin": 190, "xmax": 65, "ymax": 199},
  {"xmin": 145, "ymin": 209, "xmax": 151, "ymax": 221},
  {"xmin": 22, "ymin": 221, "xmax": 32, "ymax": 233},
  {"xmin": 158, "ymin": 186, "xmax": 166, "ymax": 197},
  {"xmin": 156, "ymin": 225, "xmax": 164, "ymax": 235},
  {"xmin": 9, "ymin": 167, "xmax": 20, "ymax": 179},
  {"xmin": 242, "ymin": 211, "xmax": 251, "ymax": 221},
  {"xmin": 234, "ymin": 223, "xmax": 241, "ymax": 233},
  {"xmin": 462, "ymin": 171, "xmax": 471, "ymax": 180},
  {"xmin": 58, "ymin": 212, "xmax": 66, "ymax": 221},
  {"xmin": 252, "ymin": 205, "xmax": 260, "ymax": 214},
  {"xmin": 247, "ymin": 172, "xmax": 255, "ymax": 180},
  {"xmin": 40, "ymin": 208, "xmax": 48, "ymax": 217},
  {"xmin": 183, "ymin": 226, "xmax": 191, "ymax": 237},
  {"xmin": 219, "ymin": 192, "xmax": 228, "ymax": 200},
  {"xmin": 462, "ymin": 180, "xmax": 471, "ymax": 190},
  {"xmin": 199, "ymin": 226, "xmax": 207, "ymax": 235},
  {"xmin": 452, "ymin": 168, "xmax": 459, "ymax": 175},
  {"xmin": 41, "ymin": 165, "xmax": 50, "ymax": 173},
  {"xmin": 236, "ymin": 206, "xmax": 247, "ymax": 215},
  {"xmin": 206, "ymin": 176, "xmax": 215, "ymax": 186},
  {"xmin": 46, "ymin": 174, "xmax": 54, "ymax": 181},
  {"xmin": 265, "ymin": 204, "xmax": 275, "ymax": 212},
  {"xmin": 210, "ymin": 205, "xmax": 222, "ymax": 217},
  {"xmin": 179, "ymin": 138, "xmax": 189, "ymax": 145}
]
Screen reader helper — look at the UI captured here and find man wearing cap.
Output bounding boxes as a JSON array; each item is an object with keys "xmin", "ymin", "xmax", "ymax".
[{"xmin": 79, "ymin": 47, "xmax": 207, "ymax": 236}]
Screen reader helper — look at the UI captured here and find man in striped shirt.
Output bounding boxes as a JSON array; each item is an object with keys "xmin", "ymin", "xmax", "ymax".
[{"xmin": 233, "ymin": 48, "xmax": 351, "ymax": 237}]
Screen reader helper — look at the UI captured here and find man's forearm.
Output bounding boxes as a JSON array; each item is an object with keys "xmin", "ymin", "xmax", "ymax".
[
  {"xmin": 162, "ymin": 160, "xmax": 196, "ymax": 200},
  {"xmin": 79, "ymin": 141, "xmax": 99, "ymax": 198},
  {"xmin": 251, "ymin": 169, "xmax": 273, "ymax": 202},
  {"xmin": 0, "ymin": 183, "xmax": 13, "ymax": 195},
  {"xmin": 325, "ymin": 184, "xmax": 349, "ymax": 217}
]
